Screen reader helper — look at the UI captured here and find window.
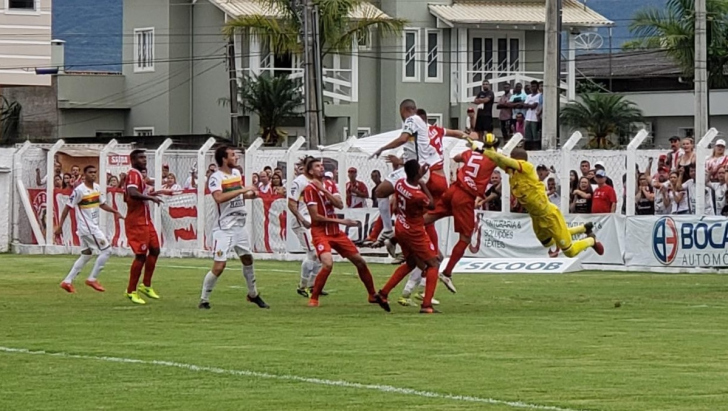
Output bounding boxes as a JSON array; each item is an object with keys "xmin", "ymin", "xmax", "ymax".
[
  {"xmin": 402, "ymin": 28, "xmax": 420, "ymax": 82},
  {"xmin": 134, "ymin": 28, "xmax": 155, "ymax": 73},
  {"xmin": 8, "ymin": 0, "xmax": 35, "ymax": 10},
  {"xmin": 678, "ymin": 128, "xmax": 694, "ymax": 138},
  {"xmin": 96, "ymin": 131, "xmax": 123, "ymax": 138},
  {"xmin": 426, "ymin": 29, "xmax": 442, "ymax": 82},
  {"xmin": 134, "ymin": 127, "xmax": 155, "ymax": 137},
  {"xmin": 357, "ymin": 27, "xmax": 371, "ymax": 51},
  {"xmin": 426, "ymin": 114, "xmax": 442, "ymax": 126},
  {"xmin": 343, "ymin": 127, "xmax": 372, "ymax": 138}
]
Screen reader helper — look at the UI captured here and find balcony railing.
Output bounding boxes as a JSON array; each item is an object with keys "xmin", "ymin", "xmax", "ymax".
[
  {"xmin": 458, "ymin": 70, "xmax": 570, "ymax": 102},
  {"xmin": 239, "ymin": 67, "xmax": 356, "ymax": 104}
]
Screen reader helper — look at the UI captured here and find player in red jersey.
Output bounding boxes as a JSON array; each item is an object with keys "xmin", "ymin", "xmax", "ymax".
[
  {"xmin": 423, "ymin": 138, "xmax": 498, "ymax": 294},
  {"xmin": 374, "ymin": 159, "xmax": 441, "ymax": 314},
  {"xmin": 303, "ymin": 158, "xmax": 383, "ymax": 308},
  {"xmin": 122, "ymin": 149, "xmax": 164, "ymax": 305}
]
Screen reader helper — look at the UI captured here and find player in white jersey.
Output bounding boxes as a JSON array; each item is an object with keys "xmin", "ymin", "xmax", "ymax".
[
  {"xmin": 370, "ymin": 99, "xmax": 440, "ymax": 244},
  {"xmin": 56, "ymin": 165, "xmax": 123, "ymax": 294},
  {"xmin": 198, "ymin": 146, "xmax": 269, "ymax": 309},
  {"xmin": 288, "ymin": 156, "xmax": 325, "ymax": 297}
]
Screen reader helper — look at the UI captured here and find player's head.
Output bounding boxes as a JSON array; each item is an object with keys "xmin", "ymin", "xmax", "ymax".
[
  {"xmin": 306, "ymin": 158, "xmax": 324, "ymax": 179},
  {"xmin": 71, "ymin": 165, "xmax": 80, "ymax": 176},
  {"xmin": 416, "ymin": 108, "xmax": 427, "ymax": 124},
  {"xmin": 214, "ymin": 145, "xmax": 238, "ymax": 168},
  {"xmin": 510, "ymin": 147, "xmax": 528, "ymax": 161},
  {"xmin": 83, "ymin": 165, "xmax": 97, "ymax": 183},
  {"xmin": 300, "ymin": 155, "xmax": 316, "ymax": 177},
  {"xmin": 404, "ymin": 159, "xmax": 420, "ymax": 182},
  {"xmin": 399, "ymin": 99, "xmax": 417, "ymax": 120},
  {"xmin": 130, "ymin": 149, "xmax": 147, "ymax": 170}
]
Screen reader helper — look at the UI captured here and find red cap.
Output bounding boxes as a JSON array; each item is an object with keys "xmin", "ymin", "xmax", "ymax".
[
  {"xmin": 659, "ymin": 154, "xmax": 667, "ymax": 160},
  {"xmin": 467, "ymin": 107, "xmax": 475, "ymax": 113},
  {"xmin": 162, "ymin": 163, "xmax": 170, "ymax": 168},
  {"xmin": 348, "ymin": 167, "xmax": 357, "ymax": 173},
  {"xmin": 659, "ymin": 166, "xmax": 670, "ymax": 173}
]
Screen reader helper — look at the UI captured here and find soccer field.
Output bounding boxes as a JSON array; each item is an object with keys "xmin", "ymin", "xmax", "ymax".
[{"xmin": 1, "ymin": 255, "xmax": 727, "ymax": 411}]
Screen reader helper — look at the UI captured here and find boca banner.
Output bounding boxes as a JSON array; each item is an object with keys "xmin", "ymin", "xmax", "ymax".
[{"xmin": 625, "ymin": 216, "xmax": 728, "ymax": 267}]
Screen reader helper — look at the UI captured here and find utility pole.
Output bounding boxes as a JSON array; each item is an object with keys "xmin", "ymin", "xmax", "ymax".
[
  {"xmin": 542, "ymin": 0, "xmax": 560, "ymax": 150},
  {"xmin": 300, "ymin": 0, "xmax": 322, "ymax": 148},
  {"xmin": 694, "ymin": 0, "xmax": 708, "ymax": 139},
  {"xmin": 226, "ymin": 38, "xmax": 240, "ymax": 146}
]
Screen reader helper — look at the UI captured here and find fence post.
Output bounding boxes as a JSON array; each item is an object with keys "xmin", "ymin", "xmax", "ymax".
[
  {"xmin": 196, "ymin": 137, "xmax": 216, "ymax": 251},
  {"xmin": 12, "ymin": 141, "xmax": 31, "ymax": 244},
  {"xmin": 284, "ymin": 136, "xmax": 307, "ymax": 254},
  {"xmin": 98, "ymin": 139, "xmax": 118, "ymax": 232},
  {"xmin": 560, "ymin": 132, "xmax": 582, "ymax": 213},
  {"xmin": 696, "ymin": 128, "xmax": 719, "ymax": 216},
  {"xmin": 625, "ymin": 129, "xmax": 649, "ymax": 217},
  {"xmin": 154, "ymin": 139, "xmax": 173, "ymax": 242},
  {"xmin": 336, "ymin": 136, "xmax": 358, "ymax": 206},
  {"xmin": 46, "ymin": 139, "xmax": 65, "ymax": 246},
  {"xmin": 500, "ymin": 133, "xmax": 523, "ymax": 212}
]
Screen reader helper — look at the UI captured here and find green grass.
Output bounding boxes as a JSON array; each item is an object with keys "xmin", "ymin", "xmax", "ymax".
[{"xmin": 1, "ymin": 255, "xmax": 728, "ymax": 411}]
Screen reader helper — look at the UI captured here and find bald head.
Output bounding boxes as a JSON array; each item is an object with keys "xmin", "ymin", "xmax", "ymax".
[
  {"xmin": 400, "ymin": 99, "xmax": 417, "ymax": 120},
  {"xmin": 511, "ymin": 148, "xmax": 528, "ymax": 161}
]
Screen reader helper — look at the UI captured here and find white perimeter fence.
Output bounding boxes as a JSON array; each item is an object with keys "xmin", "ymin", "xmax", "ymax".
[{"xmin": 1, "ymin": 129, "xmax": 728, "ymax": 272}]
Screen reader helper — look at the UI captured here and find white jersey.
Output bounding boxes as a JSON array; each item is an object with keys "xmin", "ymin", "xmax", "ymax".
[
  {"xmin": 654, "ymin": 182, "xmax": 670, "ymax": 215},
  {"xmin": 67, "ymin": 182, "xmax": 106, "ymax": 236},
  {"xmin": 208, "ymin": 169, "xmax": 247, "ymax": 230},
  {"xmin": 711, "ymin": 182, "xmax": 727, "ymax": 214},
  {"xmin": 288, "ymin": 174, "xmax": 312, "ymax": 230},
  {"xmin": 402, "ymin": 114, "xmax": 440, "ymax": 167},
  {"xmin": 684, "ymin": 179, "xmax": 715, "ymax": 215}
]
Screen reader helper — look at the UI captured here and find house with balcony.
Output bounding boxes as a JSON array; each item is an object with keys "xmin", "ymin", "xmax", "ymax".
[
  {"xmin": 0, "ymin": 0, "xmax": 53, "ymax": 87},
  {"xmin": 51, "ymin": 0, "xmax": 612, "ymax": 144}
]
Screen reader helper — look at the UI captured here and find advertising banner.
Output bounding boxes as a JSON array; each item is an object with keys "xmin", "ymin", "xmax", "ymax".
[{"xmin": 625, "ymin": 216, "xmax": 728, "ymax": 267}]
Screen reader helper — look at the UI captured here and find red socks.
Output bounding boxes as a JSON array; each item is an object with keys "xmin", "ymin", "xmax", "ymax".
[
  {"xmin": 381, "ymin": 264, "xmax": 412, "ymax": 297},
  {"xmin": 127, "ymin": 259, "xmax": 144, "ymax": 293},
  {"xmin": 356, "ymin": 265, "xmax": 376, "ymax": 296},
  {"xmin": 367, "ymin": 217, "xmax": 383, "ymax": 242},
  {"xmin": 421, "ymin": 266, "xmax": 438, "ymax": 307},
  {"xmin": 311, "ymin": 266, "xmax": 332, "ymax": 300},
  {"xmin": 444, "ymin": 240, "xmax": 468, "ymax": 277},
  {"xmin": 143, "ymin": 254, "xmax": 158, "ymax": 287}
]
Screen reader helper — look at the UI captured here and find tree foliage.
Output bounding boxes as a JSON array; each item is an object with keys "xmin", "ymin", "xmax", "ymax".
[
  {"xmin": 239, "ymin": 73, "xmax": 303, "ymax": 146},
  {"xmin": 629, "ymin": 0, "xmax": 728, "ymax": 87},
  {"xmin": 560, "ymin": 93, "xmax": 644, "ymax": 148}
]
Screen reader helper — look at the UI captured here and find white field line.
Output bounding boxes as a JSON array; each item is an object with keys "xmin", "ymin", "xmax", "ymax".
[{"xmin": 0, "ymin": 347, "xmax": 588, "ymax": 411}]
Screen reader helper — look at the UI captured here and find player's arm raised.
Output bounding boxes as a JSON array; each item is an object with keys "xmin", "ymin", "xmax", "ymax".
[
  {"xmin": 480, "ymin": 148, "xmax": 522, "ymax": 171},
  {"xmin": 371, "ymin": 133, "xmax": 410, "ymax": 158},
  {"xmin": 444, "ymin": 129, "xmax": 469, "ymax": 139}
]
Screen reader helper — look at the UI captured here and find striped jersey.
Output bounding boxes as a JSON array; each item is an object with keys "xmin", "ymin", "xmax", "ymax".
[
  {"xmin": 288, "ymin": 174, "xmax": 312, "ymax": 230},
  {"xmin": 208, "ymin": 168, "xmax": 247, "ymax": 229},
  {"xmin": 303, "ymin": 179, "xmax": 341, "ymax": 237},
  {"xmin": 68, "ymin": 182, "xmax": 106, "ymax": 235}
]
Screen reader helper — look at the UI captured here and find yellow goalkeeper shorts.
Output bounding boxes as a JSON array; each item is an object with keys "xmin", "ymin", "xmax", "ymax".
[{"xmin": 530, "ymin": 203, "xmax": 572, "ymax": 249}]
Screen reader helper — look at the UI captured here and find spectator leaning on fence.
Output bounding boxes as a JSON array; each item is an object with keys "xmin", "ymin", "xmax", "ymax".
[
  {"xmin": 271, "ymin": 173, "xmax": 286, "ymax": 197},
  {"xmin": 710, "ymin": 167, "xmax": 727, "ymax": 215},
  {"xmin": 653, "ymin": 166, "xmax": 671, "ymax": 215},
  {"xmin": 666, "ymin": 136, "xmax": 684, "ymax": 171},
  {"xmin": 593, "ymin": 161, "xmax": 614, "ymax": 187},
  {"xmin": 258, "ymin": 171, "xmax": 271, "ymax": 195},
  {"xmin": 163, "ymin": 173, "xmax": 182, "ymax": 191},
  {"xmin": 484, "ymin": 171, "xmax": 502, "ymax": 211},
  {"xmin": 706, "ymin": 139, "xmax": 727, "ymax": 181},
  {"xmin": 635, "ymin": 172, "xmax": 655, "ymax": 215},
  {"xmin": 591, "ymin": 170, "xmax": 617, "ymax": 213},
  {"xmin": 666, "ymin": 171, "xmax": 689, "ymax": 214},
  {"xmin": 675, "ymin": 165, "xmax": 715, "ymax": 215},
  {"xmin": 571, "ymin": 177, "xmax": 593, "ymax": 214},
  {"xmin": 346, "ymin": 167, "xmax": 369, "ymax": 209}
]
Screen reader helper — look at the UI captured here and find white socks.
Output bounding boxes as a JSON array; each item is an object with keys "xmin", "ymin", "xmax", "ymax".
[
  {"xmin": 378, "ymin": 197, "xmax": 393, "ymax": 231},
  {"xmin": 242, "ymin": 264, "xmax": 258, "ymax": 297},
  {"xmin": 200, "ymin": 271, "xmax": 219, "ymax": 302},
  {"xmin": 308, "ymin": 259, "xmax": 321, "ymax": 288},
  {"xmin": 402, "ymin": 268, "xmax": 423, "ymax": 297},
  {"xmin": 88, "ymin": 249, "xmax": 111, "ymax": 281},
  {"xmin": 299, "ymin": 255, "xmax": 320, "ymax": 289},
  {"xmin": 62, "ymin": 254, "xmax": 93, "ymax": 284}
]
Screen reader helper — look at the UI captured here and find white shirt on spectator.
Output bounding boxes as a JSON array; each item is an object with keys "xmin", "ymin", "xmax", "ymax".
[
  {"xmin": 654, "ymin": 182, "xmax": 671, "ymax": 215},
  {"xmin": 183, "ymin": 176, "xmax": 196, "ymax": 189},
  {"xmin": 683, "ymin": 179, "xmax": 715, "ymax": 215},
  {"xmin": 525, "ymin": 94, "xmax": 540, "ymax": 122},
  {"xmin": 710, "ymin": 182, "xmax": 727, "ymax": 214}
]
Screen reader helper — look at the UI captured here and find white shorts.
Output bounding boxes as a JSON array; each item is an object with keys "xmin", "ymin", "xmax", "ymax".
[
  {"xmin": 385, "ymin": 167, "xmax": 430, "ymax": 186},
  {"xmin": 212, "ymin": 225, "xmax": 252, "ymax": 262},
  {"xmin": 78, "ymin": 228, "xmax": 110, "ymax": 252}
]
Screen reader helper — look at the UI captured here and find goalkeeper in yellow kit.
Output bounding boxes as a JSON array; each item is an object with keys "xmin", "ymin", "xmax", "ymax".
[{"xmin": 479, "ymin": 145, "xmax": 604, "ymax": 258}]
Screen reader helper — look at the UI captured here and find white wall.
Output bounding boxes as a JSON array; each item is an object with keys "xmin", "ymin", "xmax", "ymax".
[{"xmin": 0, "ymin": 148, "xmax": 15, "ymax": 252}]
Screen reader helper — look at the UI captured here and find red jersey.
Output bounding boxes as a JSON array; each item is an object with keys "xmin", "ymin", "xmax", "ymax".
[
  {"xmin": 394, "ymin": 179, "xmax": 430, "ymax": 229},
  {"xmin": 428, "ymin": 125, "xmax": 445, "ymax": 170},
  {"xmin": 456, "ymin": 150, "xmax": 497, "ymax": 197},
  {"xmin": 303, "ymin": 179, "xmax": 341, "ymax": 236},
  {"xmin": 346, "ymin": 180, "xmax": 369, "ymax": 208},
  {"xmin": 591, "ymin": 184, "xmax": 617, "ymax": 213},
  {"xmin": 124, "ymin": 168, "xmax": 152, "ymax": 226}
]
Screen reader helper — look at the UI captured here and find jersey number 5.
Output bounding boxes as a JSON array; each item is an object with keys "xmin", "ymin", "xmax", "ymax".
[{"xmin": 464, "ymin": 153, "xmax": 484, "ymax": 178}]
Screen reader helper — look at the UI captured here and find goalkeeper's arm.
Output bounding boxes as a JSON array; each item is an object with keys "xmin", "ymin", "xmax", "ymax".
[{"xmin": 480, "ymin": 147, "xmax": 522, "ymax": 171}]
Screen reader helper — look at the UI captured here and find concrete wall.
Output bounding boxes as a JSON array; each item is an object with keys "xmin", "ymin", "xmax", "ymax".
[
  {"xmin": 1, "ymin": 85, "xmax": 58, "ymax": 140},
  {"xmin": 56, "ymin": 74, "xmax": 127, "ymax": 109},
  {"xmin": 58, "ymin": 109, "xmax": 127, "ymax": 138},
  {"xmin": 0, "ymin": 0, "xmax": 52, "ymax": 86},
  {"xmin": 190, "ymin": 2, "xmax": 230, "ymax": 137},
  {"xmin": 622, "ymin": 90, "xmax": 728, "ymax": 118},
  {"xmin": 167, "ymin": 0, "xmax": 192, "ymax": 136}
]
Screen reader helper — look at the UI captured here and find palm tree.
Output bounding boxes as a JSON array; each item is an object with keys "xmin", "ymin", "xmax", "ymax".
[
  {"xmin": 629, "ymin": 0, "xmax": 728, "ymax": 87},
  {"xmin": 223, "ymin": 0, "xmax": 406, "ymax": 57},
  {"xmin": 239, "ymin": 73, "xmax": 304, "ymax": 146},
  {"xmin": 560, "ymin": 94, "xmax": 644, "ymax": 148}
]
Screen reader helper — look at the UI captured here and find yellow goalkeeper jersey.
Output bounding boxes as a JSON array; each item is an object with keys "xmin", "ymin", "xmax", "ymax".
[{"xmin": 481, "ymin": 150, "xmax": 550, "ymax": 216}]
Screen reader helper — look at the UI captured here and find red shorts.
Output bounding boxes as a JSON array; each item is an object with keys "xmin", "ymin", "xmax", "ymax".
[
  {"xmin": 429, "ymin": 184, "xmax": 476, "ymax": 235},
  {"xmin": 126, "ymin": 224, "xmax": 160, "ymax": 255},
  {"xmin": 426, "ymin": 171, "xmax": 449, "ymax": 200},
  {"xmin": 311, "ymin": 231, "xmax": 359, "ymax": 259},
  {"xmin": 395, "ymin": 221, "xmax": 437, "ymax": 261}
]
